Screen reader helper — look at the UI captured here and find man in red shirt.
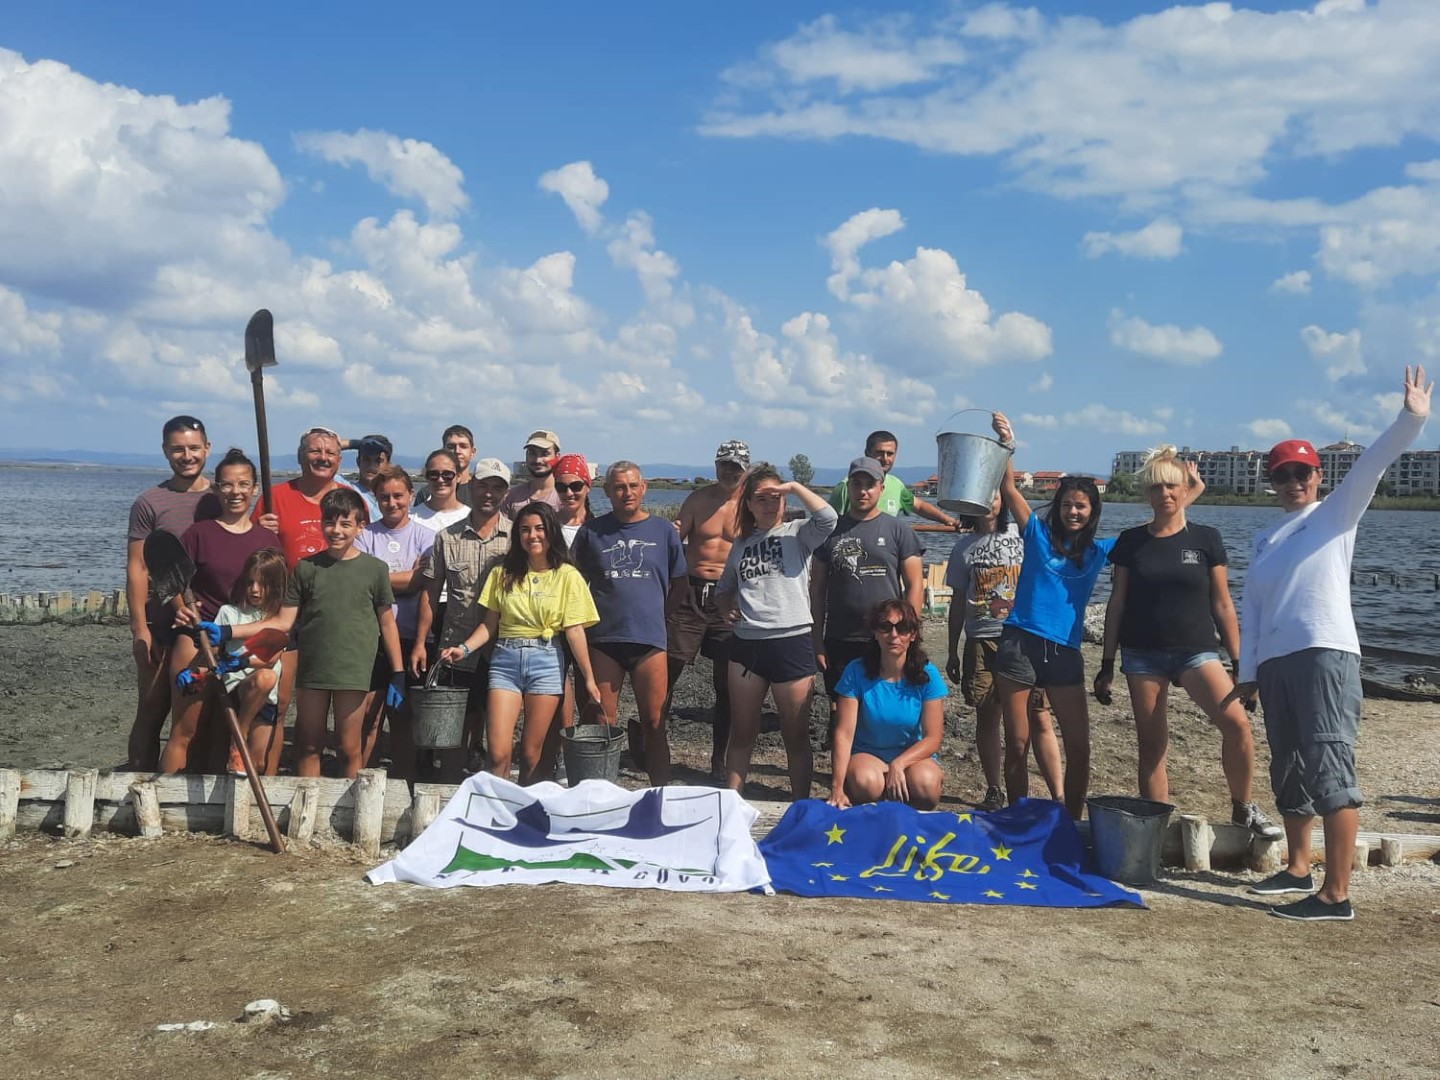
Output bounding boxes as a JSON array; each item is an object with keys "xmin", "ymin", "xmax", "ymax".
[{"xmin": 256, "ymin": 427, "xmax": 364, "ymax": 568}]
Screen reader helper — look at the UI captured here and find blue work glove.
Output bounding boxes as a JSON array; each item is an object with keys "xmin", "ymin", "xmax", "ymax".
[
  {"xmin": 215, "ymin": 652, "xmax": 245, "ymax": 676},
  {"xmin": 196, "ymin": 621, "xmax": 232, "ymax": 647},
  {"xmin": 175, "ymin": 669, "xmax": 209, "ymax": 695},
  {"xmin": 385, "ymin": 673, "xmax": 406, "ymax": 710}
]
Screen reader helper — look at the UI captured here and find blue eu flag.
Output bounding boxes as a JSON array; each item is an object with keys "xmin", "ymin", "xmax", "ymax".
[{"xmin": 759, "ymin": 798, "xmax": 1143, "ymax": 908}]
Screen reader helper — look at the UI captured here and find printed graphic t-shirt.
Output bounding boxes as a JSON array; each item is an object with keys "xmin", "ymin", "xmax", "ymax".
[
  {"xmin": 814, "ymin": 513, "xmax": 922, "ymax": 642},
  {"xmin": 718, "ymin": 505, "xmax": 839, "ymax": 640},
  {"xmin": 1007, "ymin": 514, "xmax": 1116, "ymax": 650},
  {"xmin": 945, "ymin": 523, "xmax": 1024, "ymax": 639},
  {"xmin": 478, "ymin": 563, "xmax": 599, "ymax": 642},
  {"xmin": 572, "ymin": 513, "xmax": 688, "ymax": 649},
  {"xmin": 835, "ymin": 659, "xmax": 948, "ymax": 763},
  {"xmin": 284, "ymin": 552, "xmax": 394, "ymax": 690},
  {"xmin": 1109, "ymin": 523, "xmax": 1228, "ymax": 652}
]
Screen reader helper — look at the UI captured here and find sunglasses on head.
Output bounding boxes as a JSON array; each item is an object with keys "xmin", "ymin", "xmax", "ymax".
[
  {"xmin": 304, "ymin": 426, "xmax": 340, "ymax": 441},
  {"xmin": 558, "ymin": 480, "xmax": 588, "ymax": 494},
  {"xmin": 876, "ymin": 620, "xmax": 911, "ymax": 635},
  {"xmin": 1271, "ymin": 464, "xmax": 1314, "ymax": 485},
  {"xmin": 426, "ymin": 469, "xmax": 457, "ymax": 482}
]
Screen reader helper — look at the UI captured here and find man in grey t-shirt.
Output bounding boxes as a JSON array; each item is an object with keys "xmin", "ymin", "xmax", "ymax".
[{"xmin": 811, "ymin": 457, "xmax": 925, "ymax": 739}]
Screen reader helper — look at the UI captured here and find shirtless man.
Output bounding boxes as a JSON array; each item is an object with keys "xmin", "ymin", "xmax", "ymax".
[{"xmin": 665, "ymin": 439, "xmax": 749, "ymax": 778}]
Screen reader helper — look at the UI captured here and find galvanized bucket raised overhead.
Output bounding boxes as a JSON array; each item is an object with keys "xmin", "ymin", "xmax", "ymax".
[
  {"xmin": 410, "ymin": 663, "xmax": 469, "ymax": 750},
  {"xmin": 935, "ymin": 409, "xmax": 1013, "ymax": 516},
  {"xmin": 1086, "ymin": 795, "xmax": 1175, "ymax": 885},
  {"xmin": 561, "ymin": 724, "xmax": 626, "ymax": 785}
]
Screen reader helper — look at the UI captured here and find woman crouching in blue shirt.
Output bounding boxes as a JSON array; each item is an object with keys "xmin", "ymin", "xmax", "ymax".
[
  {"xmin": 827, "ymin": 599, "xmax": 947, "ymax": 810},
  {"xmin": 991, "ymin": 412, "xmax": 1119, "ymax": 819}
]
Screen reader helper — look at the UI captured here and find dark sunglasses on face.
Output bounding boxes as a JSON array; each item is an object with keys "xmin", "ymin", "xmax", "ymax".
[
  {"xmin": 558, "ymin": 481, "xmax": 588, "ymax": 494},
  {"xmin": 1271, "ymin": 465, "xmax": 1314, "ymax": 485},
  {"xmin": 876, "ymin": 620, "xmax": 911, "ymax": 635},
  {"xmin": 426, "ymin": 470, "xmax": 457, "ymax": 483}
]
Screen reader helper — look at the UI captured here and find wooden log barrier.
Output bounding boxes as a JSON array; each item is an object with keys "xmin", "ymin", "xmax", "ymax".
[
  {"xmin": 1380, "ymin": 838, "xmax": 1404, "ymax": 867},
  {"xmin": 409, "ymin": 787, "xmax": 444, "ymax": 846},
  {"xmin": 1352, "ymin": 840, "xmax": 1371, "ymax": 872},
  {"xmin": 225, "ymin": 775, "xmax": 254, "ymax": 842},
  {"xmin": 352, "ymin": 769, "xmax": 387, "ymax": 858},
  {"xmin": 0, "ymin": 769, "xmax": 19, "ymax": 839},
  {"xmin": 129, "ymin": 780, "xmax": 163, "ymax": 839},
  {"xmin": 1248, "ymin": 835, "xmax": 1284, "ymax": 875},
  {"xmin": 1178, "ymin": 814, "xmax": 1212, "ymax": 872},
  {"xmin": 287, "ymin": 779, "xmax": 319, "ymax": 844},
  {"xmin": 63, "ymin": 768, "xmax": 98, "ymax": 838}
]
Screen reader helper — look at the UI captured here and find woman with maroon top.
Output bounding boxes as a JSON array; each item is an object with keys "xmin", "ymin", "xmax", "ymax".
[
  {"xmin": 164, "ymin": 449, "xmax": 280, "ymax": 773},
  {"xmin": 124, "ymin": 415, "xmax": 221, "ymax": 770}
]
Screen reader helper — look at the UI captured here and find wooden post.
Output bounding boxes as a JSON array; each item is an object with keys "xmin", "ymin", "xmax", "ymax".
[
  {"xmin": 287, "ymin": 780, "xmax": 318, "ymax": 844},
  {"xmin": 129, "ymin": 780, "xmax": 163, "ymax": 839},
  {"xmin": 1351, "ymin": 840, "xmax": 1371, "ymax": 872},
  {"xmin": 1248, "ymin": 835, "xmax": 1283, "ymax": 875},
  {"xmin": 1178, "ymin": 815, "xmax": 1212, "ymax": 872},
  {"xmin": 225, "ymin": 775, "xmax": 254, "ymax": 842},
  {"xmin": 1380, "ymin": 838, "xmax": 1404, "ymax": 867},
  {"xmin": 0, "ymin": 769, "xmax": 19, "ymax": 840},
  {"xmin": 353, "ymin": 769, "xmax": 387, "ymax": 858},
  {"xmin": 63, "ymin": 768, "xmax": 98, "ymax": 838},
  {"xmin": 87, "ymin": 590, "xmax": 104, "ymax": 615},
  {"xmin": 112, "ymin": 589, "xmax": 127, "ymax": 616},
  {"xmin": 409, "ymin": 788, "xmax": 442, "ymax": 845},
  {"xmin": 54, "ymin": 590, "xmax": 73, "ymax": 615}
]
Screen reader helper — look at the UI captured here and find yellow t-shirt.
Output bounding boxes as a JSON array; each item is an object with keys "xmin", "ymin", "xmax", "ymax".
[{"xmin": 479, "ymin": 563, "xmax": 599, "ymax": 641}]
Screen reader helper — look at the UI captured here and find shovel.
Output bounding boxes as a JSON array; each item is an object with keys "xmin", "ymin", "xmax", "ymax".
[
  {"xmin": 244, "ymin": 309, "xmax": 277, "ymax": 517},
  {"xmin": 143, "ymin": 530, "xmax": 286, "ymax": 854}
]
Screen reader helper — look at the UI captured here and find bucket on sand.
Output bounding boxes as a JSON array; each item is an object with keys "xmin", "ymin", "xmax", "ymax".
[
  {"xmin": 410, "ymin": 663, "xmax": 469, "ymax": 750},
  {"xmin": 1087, "ymin": 795, "xmax": 1174, "ymax": 885},
  {"xmin": 562, "ymin": 724, "xmax": 626, "ymax": 785},
  {"xmin": 935, "ymin": 409, "xmax": 1013, "ymax": 516}
]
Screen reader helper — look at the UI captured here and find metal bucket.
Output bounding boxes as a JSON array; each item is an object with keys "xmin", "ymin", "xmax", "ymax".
[
  {"xmin": 411, "ymin": 664, "xmax": 469, "ymax": 749},
  {"xmin": 561, "ymin": 724, "xmax": 626, "ymax": 785},
  {"xmin": 936, "ymin": 409, "xmax": 1012, "ymax": 515},
  {"xmin": 1087, "ymin": 795, "xmax": 1174, "ymax": 885}
]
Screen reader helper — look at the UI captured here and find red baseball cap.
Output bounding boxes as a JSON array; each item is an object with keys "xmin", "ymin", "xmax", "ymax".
[{"xmin": 1267, "ymin": 439, "xmax": 1318, "ymax": 474}]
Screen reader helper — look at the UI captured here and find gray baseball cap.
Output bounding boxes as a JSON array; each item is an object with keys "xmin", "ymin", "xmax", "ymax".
[{"xmin": 848, "ymin": 456, "xmax": 885, "ymax": 482}]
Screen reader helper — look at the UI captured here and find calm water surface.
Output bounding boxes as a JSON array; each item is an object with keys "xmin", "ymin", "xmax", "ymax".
[{"xmin": 3, "ymin": 466, "xmax": 1436, "ymax": 670}]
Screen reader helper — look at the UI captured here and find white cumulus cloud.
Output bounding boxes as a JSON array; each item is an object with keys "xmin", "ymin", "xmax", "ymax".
[
  {"xmin": 539, "ymin": 160, "xmax": 610, "ymax": 236},
  {"xmin": 1271, "ymin": 270, "xmax": 1312, "ymax": 295},
  {"xmin": 825, "ymin": 208, "xmax": 906, "ymax": 299},
  {"xmin": 1029, "ymin": 372, "xmax": 1054, "ymax": 393},
  {"xmin": 1082, "ymin": 219, "xmax": 1183, "ymax": 260},
  {"xmin": 1063, "ymin": 404, "xmax": 1164, "ymax": 437},
  {"xmin": 295, "ymin": 128, "xmax": 468, "ymax": 220},
  {"xmin": 1246, "ymin": 418, "xmax": 1293, "ymax": 442},
  {"xmin": 1301, "ymin": 324, "xmax": 1366, "ymax": 380},
  {"xmin": 1108, "ymin": 310, "xmax": 1222, "ymax": 365}
]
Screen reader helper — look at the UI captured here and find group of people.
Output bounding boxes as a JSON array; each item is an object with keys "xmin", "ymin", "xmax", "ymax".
[{"xmin": 124, "ymin": 365, "xmax": 1432, "ymax": 921}]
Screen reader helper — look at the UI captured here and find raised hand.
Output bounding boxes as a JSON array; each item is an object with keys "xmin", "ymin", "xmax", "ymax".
[
  {"xmin": 1404, "ymin": 365, "xmax": 1432, "ymax": 418},
  {"xmin": 991, "ymin": 412, "xmax": 1014, "ymax": 444}
]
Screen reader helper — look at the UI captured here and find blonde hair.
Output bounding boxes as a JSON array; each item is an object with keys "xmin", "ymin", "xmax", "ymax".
[{"xmin": 1138, "ymin": 445, "xmax": 1188, "ymax": 489}]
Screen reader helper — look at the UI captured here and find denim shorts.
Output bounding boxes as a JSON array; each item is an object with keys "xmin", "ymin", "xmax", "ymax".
[
  {"xmin": 1120, "ymin": 647, "xmax": 1221, "ymax": 679},
  {"xmin": 993, "ymin": 626, "xmax": 1083, "ymax": 689},
  {"xmin": 488, "ymin": 638, "xmax": 565, "ymax": 696}
]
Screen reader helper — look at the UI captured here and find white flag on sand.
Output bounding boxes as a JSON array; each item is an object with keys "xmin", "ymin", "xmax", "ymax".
[{"xmin": 367, "ymin": 775, "xmax": 770, "ymax": 893}]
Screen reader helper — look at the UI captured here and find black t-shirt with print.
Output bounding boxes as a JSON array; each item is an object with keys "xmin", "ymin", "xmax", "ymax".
[{"xmin": 1110, "ymin": 523, "xmax": 1229, "ymax": 651}]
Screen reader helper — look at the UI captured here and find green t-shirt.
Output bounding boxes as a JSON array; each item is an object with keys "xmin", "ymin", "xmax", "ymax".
[
  {"xmin": 828, "ymin": 473, "xmax": 916, "ymax": 518},
  {"xmin": 284, "ymin": 552, "xmax": 395, "ymax": 690}
]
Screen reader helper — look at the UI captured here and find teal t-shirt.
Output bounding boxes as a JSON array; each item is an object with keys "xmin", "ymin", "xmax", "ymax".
[{"xmin": 835, "ymin": 659, "xmax": 947, "ymax": 763}]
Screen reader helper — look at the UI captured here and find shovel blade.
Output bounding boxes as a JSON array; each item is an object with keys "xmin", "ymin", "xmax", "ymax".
[
  {"xmin": 244, "ymin": 309, "xmax": 277, "ymax": 372},
  {"xmin": 246, "ymin": 628, "xmax": 291, "ymax": 665},
  {"xmin": 142, "ymin": 530, "xmax": 196, "ymax": 605}
]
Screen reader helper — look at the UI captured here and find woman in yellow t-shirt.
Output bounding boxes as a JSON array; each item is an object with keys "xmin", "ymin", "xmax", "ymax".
[{"xmin": 441, "ymin": 502, "xmax": 601, "ymax": 784}]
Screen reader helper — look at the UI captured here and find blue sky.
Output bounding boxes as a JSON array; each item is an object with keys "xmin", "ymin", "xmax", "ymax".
[{"xmin": 2, "ymin": 0, "xmax": 1438, "ymax": 475}]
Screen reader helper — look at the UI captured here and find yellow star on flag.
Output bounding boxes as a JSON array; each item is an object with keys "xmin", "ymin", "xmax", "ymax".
[
  {"xmin": 954, "ymin": 813, "xmax": 972, "ymax": 824},
  {"xmin": 991, "ymin": 844, "xmax": 1012, "ymax": 861},
  {"xmin": 824, "ymin": 824, "xmax": 845, "ymax": 845},
  {"xmin": 1020, "ymin": 868, "xmax": 1037, "ymax": 878},
  {"xmin": 829, "ymin": 874, "xmax": 849, "ymax": 882},
  {"xmin": 870, "ymin": 885, "xmax": 891, "ymax": 893},
  {"xmin": 984, "ymin": 890, "xmax": 1004, "ymax": 899},
  {"xmin": 1017, "ymin": 880, "xmax": 1038, "ymax": 890},
  {"xmin": 929, "ymin": 890, "xmax": 950, "ymax": 900}
]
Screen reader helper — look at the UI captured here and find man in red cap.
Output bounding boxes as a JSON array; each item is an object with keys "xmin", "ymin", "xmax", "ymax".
[{"xmin": 1228, "ymin": 365, "xmax": 1431, "ymax": 921}]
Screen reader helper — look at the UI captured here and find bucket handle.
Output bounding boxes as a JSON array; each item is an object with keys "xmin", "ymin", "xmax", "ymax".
[
  {"xmin": 935, "ymin": 407, "xmax": 1001, "ymax": 439},
  {"xmin": 423, "ymin": 660, "xmax": 454, "ymax": 690}
]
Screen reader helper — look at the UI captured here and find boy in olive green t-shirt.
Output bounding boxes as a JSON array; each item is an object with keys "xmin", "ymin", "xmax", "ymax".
[{"xmin": 209, "ymin": 488, "xmax": 403, "ymax": 778}]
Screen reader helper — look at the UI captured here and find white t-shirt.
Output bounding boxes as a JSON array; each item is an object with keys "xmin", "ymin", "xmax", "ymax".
[{"xmin": 216, "ymin": 604, "xmax": 281, "ymax": 704}]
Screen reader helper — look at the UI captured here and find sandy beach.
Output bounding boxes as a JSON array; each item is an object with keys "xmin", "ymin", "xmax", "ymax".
[{"xmin": 2, "ymin": 617, "xmax": 1438, "ymax": 1078}]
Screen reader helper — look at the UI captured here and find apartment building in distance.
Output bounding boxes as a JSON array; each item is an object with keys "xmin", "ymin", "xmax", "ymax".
[{"xmin": 1112, "ymin": 441, "xmax": 1440, "ymax": 496}]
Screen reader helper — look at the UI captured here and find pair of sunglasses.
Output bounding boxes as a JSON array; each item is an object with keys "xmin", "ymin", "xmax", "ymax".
[
  {"xmin": 1270, "ymin": 465, "xmax": 1314, "ymax": 485},
  {"xmin": 426, "ymin": 469, "xmax": 457, "ymax": 483},
  {"xmin": 876, "ymin": 620, "xmax": 912, "ymax": 635},
  {"xmin": 558, "ymin": 481, "xmax": 588, "ymax": 494}
]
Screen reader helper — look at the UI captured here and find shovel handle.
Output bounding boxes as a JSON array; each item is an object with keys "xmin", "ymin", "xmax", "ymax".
[{"xmin": 250, "ymin": 369, "xmax": 274, "ymax": 517}]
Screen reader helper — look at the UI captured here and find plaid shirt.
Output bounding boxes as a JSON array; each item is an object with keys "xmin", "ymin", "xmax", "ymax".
[{"xmin": 423, "ymin": 512, "xmax": 511, "ymax": 671}]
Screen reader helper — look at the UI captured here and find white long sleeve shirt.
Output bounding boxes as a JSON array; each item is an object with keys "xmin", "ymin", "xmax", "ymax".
[{"xmin": 1238, "ymin": 408, "xmax": 1427, "ymax": 682}]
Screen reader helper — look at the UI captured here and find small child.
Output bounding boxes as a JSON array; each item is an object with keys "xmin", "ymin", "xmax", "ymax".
[
  {"xmin": 204, "ymin": 488, "xmax": 404, "ymax": 778},
  {"xmin": 214, "ymin": 548, "xmax": 288, "ymax": 776}
]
